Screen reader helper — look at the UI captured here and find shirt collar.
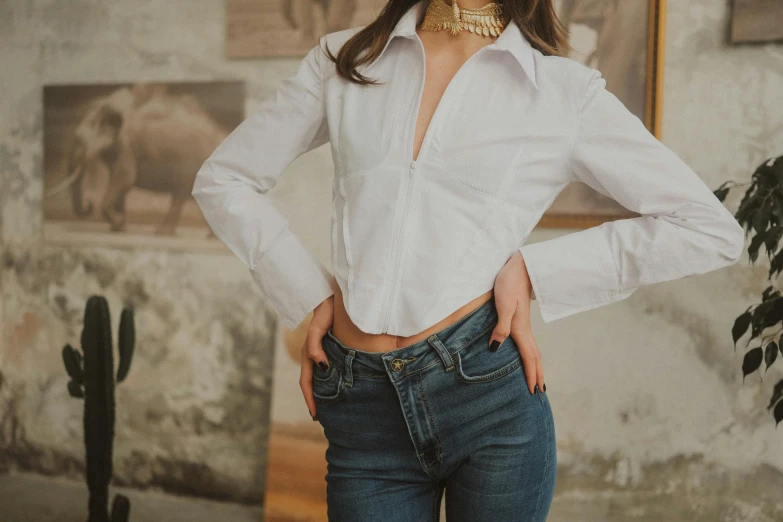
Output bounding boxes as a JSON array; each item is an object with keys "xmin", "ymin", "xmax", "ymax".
[{"xmin": 378, "ymin": 0, "xmax": 539, "ymax": 90}]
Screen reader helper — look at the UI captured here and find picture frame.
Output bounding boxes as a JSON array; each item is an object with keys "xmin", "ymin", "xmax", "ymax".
[
  {"xmin": 42, "ymin": 81, "xmax": 245, "ymax": 252},
  {"xmin": 541, "ymin": 0, "xmax": 667, "ymax": 229},
  {"xmin": 730, "ymin": 0, "xmax": 783, "ymax": 44},
  {"xmin": 226, "ymin": 0, "xmax": 667, "ymax": 231},
  {"xmin": 225, "ymin": 0, "xmax": 380, "ymax": 58}
]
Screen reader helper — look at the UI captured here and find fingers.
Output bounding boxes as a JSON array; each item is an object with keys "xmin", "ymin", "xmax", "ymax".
[
  {"xmin": 535, "ymin": 344, "xmax": 546, "ymax": 393},
  {"xmin": 511, "ymin": 328, "xmax": 543, "ymax": 395},
  {"xmin": 299, "ymin": 341, "xmax": 318, "ymax": 421},
  {"xmin": 489, "ymin": 298, "xmax": 515, "ymax": 351},
  {"xmin": 491, "ymin": 293, "xmax": 543, "ymax": 395}
]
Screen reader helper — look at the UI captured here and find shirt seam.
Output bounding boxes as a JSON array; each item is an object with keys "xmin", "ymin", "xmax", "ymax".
[
  {"xmin": 567, "ymin": 69, "xmax": 595, "ymax": 183},
  {"xmin": 316, "ymin": 37, "xmax": 328, "ymax": 107},
  {"xmin": 517, "ymin": 179, "xmax": 570, "ymax": 250},
  {"xmin": 252, "ymin": 226, "xmax": 291, "ymax": 269},
  {"xmin": 317, "ymin": 36, "xmax": 335, "ymax": 84},
  {"xmin": 599, "ymin": 222, "xmax": 623, "ymax": 297},
  {"xmin": 539, "ymin": 293, "xmax": 617, "ymax": 324},
  {"xmin": 522, "ymin": 247, "xmax": 546, "ymax": 313},
  {"xmin": 438, "ymin": 146, "xmax": 517, "ymax": 205}
]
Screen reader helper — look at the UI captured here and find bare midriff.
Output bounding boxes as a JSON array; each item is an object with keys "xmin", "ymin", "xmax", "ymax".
[{"xmin": 331, "ymin": 277, "xmax": 494, "ymax": 353}]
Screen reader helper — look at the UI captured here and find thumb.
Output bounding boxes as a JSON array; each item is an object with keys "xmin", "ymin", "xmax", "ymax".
[{"xmin": 489, "ymin": 305, "xmax": 514, "ymax": 352}]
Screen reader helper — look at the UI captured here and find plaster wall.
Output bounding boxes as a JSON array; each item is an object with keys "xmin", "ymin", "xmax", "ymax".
[{"xmin": 1, "ymin": 0, "xmax": 781, "ymax": 517}]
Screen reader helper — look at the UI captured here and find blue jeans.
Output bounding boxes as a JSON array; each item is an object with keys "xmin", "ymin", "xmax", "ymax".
[{"xmin": 312, "ymin": 296, "xmax": 557, "ymax": 521}]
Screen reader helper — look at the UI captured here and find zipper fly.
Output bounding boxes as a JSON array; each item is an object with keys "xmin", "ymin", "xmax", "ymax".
[{"xmin": 380, "ymin": 38, "xmax": 490, "ymax": 333}]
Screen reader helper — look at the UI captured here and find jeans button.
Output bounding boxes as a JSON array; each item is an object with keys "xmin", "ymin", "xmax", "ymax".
[{"xmin": 390, "ymin": 358, "xmax": 405, "ymax": 372}]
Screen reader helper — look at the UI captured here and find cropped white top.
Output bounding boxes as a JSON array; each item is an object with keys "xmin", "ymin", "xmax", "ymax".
[{"xmin": 192, "ymin": 0, "xmax": 744, "ymax": 335}]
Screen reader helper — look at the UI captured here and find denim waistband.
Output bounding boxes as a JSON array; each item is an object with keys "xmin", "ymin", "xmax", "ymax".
[{"xmin": 322, "ymin": 296, "xmax": 499, "ymax": 380}]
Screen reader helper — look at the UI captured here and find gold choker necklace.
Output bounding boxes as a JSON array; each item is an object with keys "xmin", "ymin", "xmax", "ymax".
[{"xmin": 420, "ymin": 0, "xmax": 508, "ymax": 37}]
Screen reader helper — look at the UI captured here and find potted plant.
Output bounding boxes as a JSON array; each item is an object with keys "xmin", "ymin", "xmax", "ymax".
[{"xmin": 715, "ymin": 155, "xmax": 783, "ymax": 426}]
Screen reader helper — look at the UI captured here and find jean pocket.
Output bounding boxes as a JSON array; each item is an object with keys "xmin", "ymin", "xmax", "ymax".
[
  {"xmin": 312, "ymin": 365, "xmax": 344, "ymax": 403},
  {"xmin": 313, "ymin": 357, "xmax": 336, "ymax": 382},
  {"xmin": 451, "ymin": 329, "xmax": 523, "ymax": 384},
  {"xmin": 312, "ymin": 340, "xmax": 345, "ymax": 403}
]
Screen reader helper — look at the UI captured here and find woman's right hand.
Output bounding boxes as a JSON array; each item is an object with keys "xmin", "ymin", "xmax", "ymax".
[{"xmin": 299, "ymin": 295, "xmax": 335, "ymax": 421}]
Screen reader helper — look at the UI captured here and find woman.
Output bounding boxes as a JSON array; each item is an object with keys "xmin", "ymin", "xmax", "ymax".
[{"xmin": 192, "ymin": 0, "xmax": 745, "ymax": 519}]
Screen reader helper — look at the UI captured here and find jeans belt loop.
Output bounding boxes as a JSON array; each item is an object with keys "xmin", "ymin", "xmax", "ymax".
[
  {"xmin": 344, "ymin": 349, "xmax": 356, "ymax": 387},
  {"xmin": 427, "ymin": 334, "xmax": 454, "ymax": 372}
]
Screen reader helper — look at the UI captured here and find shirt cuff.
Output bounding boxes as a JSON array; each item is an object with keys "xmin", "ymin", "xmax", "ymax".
[
  {"xmin": 519, "ymin": 224, "xmax": 632, "ymax": 323},
  {"xmin": 250, "ymin": 228, "xmax": 335, "ymax": 330}
]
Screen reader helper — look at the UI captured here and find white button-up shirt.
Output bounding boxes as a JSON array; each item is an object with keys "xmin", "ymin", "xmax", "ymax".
[{"xmin": 192, "ymin": 0, "xmax": 744, "ymax": 335}]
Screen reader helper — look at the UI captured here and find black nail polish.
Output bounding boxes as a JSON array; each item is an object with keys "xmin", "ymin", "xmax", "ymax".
[
  {"xmin": 489, "ymin": 340, "xmax": 500, "ymax": 352},
  {"xmin": 534, "ymin": 384, "xmax": 540, "ymax": 394},
  {"xmin": 318, "ymin": 361, "xmax": 329, "ymax": 372},
  {"xmin": 312, "ymin": 414, "xmax": 317, "ymax": 421},
  {"xmin": 543, "ymin": 383, "xmax": 546, "ymax": 392}
]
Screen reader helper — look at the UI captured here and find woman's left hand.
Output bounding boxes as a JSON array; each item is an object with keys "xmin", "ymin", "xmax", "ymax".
[{"xmin": 489, "ymin": 251, "xmax": 545, "ymax": 395}]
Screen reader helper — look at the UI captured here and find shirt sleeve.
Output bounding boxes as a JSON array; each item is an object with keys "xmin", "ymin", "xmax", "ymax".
[
  {"xmin": 518, "ymin": 69, "xmax": 745, "ymax": 323},
  {"xmin": 191, "ymin": 39, "xmax": 335, "ymax": 330}
]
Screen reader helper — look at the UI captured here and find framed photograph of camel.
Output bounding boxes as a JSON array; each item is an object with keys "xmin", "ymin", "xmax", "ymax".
[
  {"xmin": 541, "ymin": 0, "xmax": 667, "ymax": 228},
  {"xmin": 42, "ymin": 81, "xmax": 245, "ymax": 251}
]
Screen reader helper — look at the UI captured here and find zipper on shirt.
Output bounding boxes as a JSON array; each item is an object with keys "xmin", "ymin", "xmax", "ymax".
[
  {"xmin": 380, "ymin": 39, "xmax": 491, "ymax": 333},
  {"xmin": 381, "ymin": 159, "xmax": 417, "ymax": 333}
]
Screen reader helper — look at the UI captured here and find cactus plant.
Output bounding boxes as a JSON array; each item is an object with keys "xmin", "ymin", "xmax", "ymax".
[{"xmin": 62, "ymin": 295, "xmax": 135, "ymax": 522}]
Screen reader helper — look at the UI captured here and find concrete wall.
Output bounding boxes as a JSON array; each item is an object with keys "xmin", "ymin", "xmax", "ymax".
[
  {"xmin": 1, "ymin": 0, "xmax": 782, "ymax": 517},
  {"xmin": 0, "ymin": 0, "xmax": 338, "ymax": 504}
]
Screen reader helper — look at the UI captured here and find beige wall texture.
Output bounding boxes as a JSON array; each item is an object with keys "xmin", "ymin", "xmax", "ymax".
[{"xmin": 1, "ymin": 0, "xmax": 782, "ymax": 519}]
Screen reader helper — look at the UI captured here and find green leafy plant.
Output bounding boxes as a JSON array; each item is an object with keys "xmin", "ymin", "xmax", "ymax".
[
  {"xmin": 715, "ymin": 155, "xmax": 783, "ymax": 427},
  {"xmin": 62, "ymin": 295, "xmax": 136, "ymax": 522}
]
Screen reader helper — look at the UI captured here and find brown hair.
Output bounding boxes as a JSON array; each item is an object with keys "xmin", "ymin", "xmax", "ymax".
[{"xmin": 322, "ymin": 0, "xmax": 571, "ymax": 86}]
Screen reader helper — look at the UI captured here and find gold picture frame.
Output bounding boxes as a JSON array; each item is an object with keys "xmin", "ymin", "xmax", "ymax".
[
  {"xmin": 540, "ymin": 0, "xmax": 667, "ymax": 229},
  {"xmin": 226, "ymin": 0, "xmax": 667, "ymax": 232}
]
